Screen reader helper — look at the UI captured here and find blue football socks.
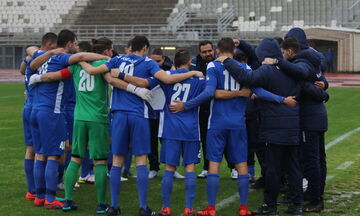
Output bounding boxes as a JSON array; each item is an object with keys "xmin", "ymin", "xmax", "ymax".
[
  {"xmin": 24, "ymin": 159, "xmax": 35, "ymax": 194},
  {"xmin": 248, "ymin": 165, "xmax": 255, "ymax": 177},
  {"xmin": 185, "ymin": 172, "xmax": 196, "ymax": 209},
  {"xmin": 136, "ymin": 165, "xmax": 149, "ymax": 209},
  {"xmin": 161, "ymin": 170, "xmax": 174, "ymax": 208},
  {"xmin": 34, "ymin": 160, "xmax": 46, "ymax": 199},
  {"xmin": 110, "ymin": 166, "xmax": 122, "ymax": 208},
  {"xmin": 45, "ymin": 160, "xmax": 59, "ymax": 202},
  {"xmin": 206, "ymin": 173, "xmax": 220, "ymax": 206},
  {"xmin": 238, "ymin": 174, "xmax": 250, "ymax": 205}
]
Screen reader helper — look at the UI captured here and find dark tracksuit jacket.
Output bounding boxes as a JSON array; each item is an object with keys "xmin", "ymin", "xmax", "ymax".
[{"xmin": 223, "ymin": 38, "xmax": 328, "ymax": 206}]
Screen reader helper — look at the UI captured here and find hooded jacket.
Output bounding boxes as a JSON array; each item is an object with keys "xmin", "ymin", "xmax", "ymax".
[
  {"xmin": 223, "ymin": 38, "xmax": 302, "ymax": 145},
  {"xmin": 280, "ymin": 28, "xmax": 328, "ymax": 131}
]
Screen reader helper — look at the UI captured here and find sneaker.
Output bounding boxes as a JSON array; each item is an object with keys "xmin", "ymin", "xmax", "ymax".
[
  {"xmin": 25, "ymin": 192, "xmax": 36, "ymax": 201},
  {"xmin": 78, "ymin": 174, "xmax": 95, "ymax": 184},
  {"xmin": 303, "ymin": 202, "xmax": 322, "ymax": 213},
  {"xmin": 285, "ymin": 205, "xmax": 303, "ymax": 216},
  {"xmin": 34, "ymin": 197, "xmax": 45, "ymax": 207},
  {"xmin": 183, "ymin": 208, "xmax": 195, "ymax": 216},
  {"xmin": 302, "ymin": 178, "xmax": 308, "ymax": 191},
  {"xmin": 238, "ymin": 205, "xmax": 252, "ymax": 216},
  {"xmin": 106, "ymin": 206, "xmax": 121, "ymax": 216},
  {"xmin": 121, "ymin": 177, "xmax": 129, "ymax": 181},
  {"xmin": 174, "ymin": 171, "xmax": 185, "ymax": 179},
  {"xmin": 231, "ymin": 169, "xmax": 238, "ymax": 180},
  {"xmin": 62, "ymin": 200, "xmax": 78, "ymax": 211},
  {"xmin": 74, "ymin": 182, "xmax": 80, "ymax": 188},
  {"xmin": 197, "ymin": 170, "xmax": 208, "ymax": 179},
  {"xmin": 56, "ymin": 197, "xmax": 65, "ymax": 202},
  {"xmin": 250, "ymin": 175, "xmax": 256, "ymax": 183},
  {"xmin": 57, "ymin": 182, "xmax": 65, "ymax": 191},
  {"xmin": 96, "ymin": 203, "xmax": 110, "ymax": 214},
  {"xmin": 148, "ymin": 170, "xmax": 158, "ymax": 179},
  {"xmin": 158, "ymin": 207, "xmax": 171, "ymax": 216},
  {"xmin": 44, "ymin": 199, "xmax": 64, "ymax": 209},
  {"xmin": 139, "ymin": 206, "xmax": 156, "ymax": 216},
  {"xmin": 196, "ymin": 205, "xmax": 216, "ymax": 216},
  {"xmin": 252, "ymin": 204, "xmax": 278, "ymax": 216}
]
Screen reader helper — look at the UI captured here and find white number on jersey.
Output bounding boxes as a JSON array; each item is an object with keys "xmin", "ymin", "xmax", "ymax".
[
  {"xmin": 119, "ymin": 62, "xmax": 134, "ymax": 76},
  {"xmin": 79, "ymin": 70, "xmax": 95, "ymax": 91},
  {"xmin": 38, "ymin": 60, "xmax": 50, "ymax": 75},
  {"xmin": 170, "ymin": 83, "xmax": 191, "ymax": 103},
  {"xmin": 223, "ymin": 70, "xmax": 240, "ymax": 91}
]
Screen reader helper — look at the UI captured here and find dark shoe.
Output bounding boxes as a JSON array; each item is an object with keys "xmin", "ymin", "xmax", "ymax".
[
  {"xmin": 252, "ymin": 204, "xmax": 279, "ymax": 215},
  {"xmin": 62, "ymin": 200, "xmax": 78, "ymax": 211},
  {"xmin": 139, "ymin": 206, "xmax": 156, "ymax": 216},
  {"xmin": 277, "ymin": 192, "xmax": 291, "ymax": 204},
  {"xmin": 96, "ymin": 204, "xmax": 110, "ymax": 214},
  {"xmin": 285, "ymin": 205, "xmax": 303, "ymax": 216},
  {"xmin": 303, "ymin": 202, "xmax": 322, "ymax": 213},
  {"xmin": 106, "ymin": 206, "xmax": 121, "ymax": 216},
  {"xmin": 251, "ymin": 177, "xmax": 265, "ymax": 189}
]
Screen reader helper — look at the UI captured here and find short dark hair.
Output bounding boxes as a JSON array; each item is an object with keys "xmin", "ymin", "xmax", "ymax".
[
  {"xmin": 57, "ymin": 29, "xmax": 77, "ymax": 48},
  {"xmin": 112, "ymin": 50, "xmax": 119, "ymax": 58},
  {"xmin": 174, "ymin": 48, "xmax": 191, "ymax": 68},
  {"xmin": 234, "ymin": 53, "xmax": 248, "ymax": 63},
  {"xmin": 198, "ymin": 40, "xmax": 213, "ymax": 51},
  {"xmin": 217, "ymin": 38, "xmax": 235, "ymax": 53},
  {"xmin": 41, "ymin": 32, "xmax": 57, "ymax": 46},
  {"xmin": 126, "ymin": 39, "xmax": 132, "ymax": 48},
  {"xmin": 78, "ymin": 41, "xmax": 92, "ymax": 52},
  {"xmin": 281, "ymin": 37, "xmax": 300, "ymax": 54},
  {"xmin": 92, "ymin": 37, "xmax": 112, "ymax": 54},
  {"xmin": 151, "ymin": 48, "xmax": 164, "ymax": 56},
  {"xmin": 130, "ymin": 36, "xmax": 150, "ymax": 52},
  {"xmin": 273, "ymin": 36, "xmax": 284, "ymax": 45}
]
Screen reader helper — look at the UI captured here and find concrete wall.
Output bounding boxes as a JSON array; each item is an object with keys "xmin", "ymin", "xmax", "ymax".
[{"xmin": 305, "ymin": 28, "xmax": 360, "ymax": 73}]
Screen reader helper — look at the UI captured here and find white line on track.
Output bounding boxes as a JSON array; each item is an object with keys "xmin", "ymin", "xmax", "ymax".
[{"xmin": 216, "ymin": 127, "xmax": 360, "ymax": 211}]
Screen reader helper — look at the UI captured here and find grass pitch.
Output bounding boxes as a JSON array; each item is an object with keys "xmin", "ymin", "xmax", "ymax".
[{"xmin": 0, "ymin": 83, "xmax": 359, "ymax": 216}]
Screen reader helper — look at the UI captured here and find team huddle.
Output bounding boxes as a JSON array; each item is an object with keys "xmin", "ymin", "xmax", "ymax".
[{"xmin": 21, "ymin": 27, "xmax": 329, "ymax": 216}]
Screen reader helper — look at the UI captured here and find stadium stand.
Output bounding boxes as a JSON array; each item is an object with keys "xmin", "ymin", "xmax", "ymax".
[
  {"xmin": 0, "ymin": 0, "xmax": 360, "ymax": 70},
  {"xmin": 0, "ymin": 0, "xmax": 89, "ymax": 34}
]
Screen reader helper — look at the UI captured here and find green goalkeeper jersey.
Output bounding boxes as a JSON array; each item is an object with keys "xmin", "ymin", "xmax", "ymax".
[{"xmin": 69, "ymin": 60, "xmax": 109, "ymax": 123}]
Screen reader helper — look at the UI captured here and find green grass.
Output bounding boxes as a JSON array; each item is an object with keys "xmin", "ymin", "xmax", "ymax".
[{"xmin": 0, "ymin": 83, "xmax": 360, "ymax": 216}]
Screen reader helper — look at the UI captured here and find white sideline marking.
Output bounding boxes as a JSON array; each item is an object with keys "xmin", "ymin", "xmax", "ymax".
[
  {"xmin": 216, "ymin": 193, "xmax": 239, "ymax": 209},
  {"xmin": 325, "ymin": 127, "xmax": 360, "ymax": 150},
  {"xmin": 216, "ymin": 128, "xmax": 360, "ymax": 210},
  {"xmin": 335, "ymin": 161, "xmax": 354, "ymax": 170},
  {"xmin": 0, "ymin": 95, "xmax": 22, "ymax": 99},
  {"xmin": 326, "ymin": 175, "xmax": 335, "ymax": 181}
]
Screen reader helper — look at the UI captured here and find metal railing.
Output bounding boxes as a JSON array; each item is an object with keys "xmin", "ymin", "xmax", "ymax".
[
  {"xmin": 167, "ymin": 6, "xmax": 190, "ymax": 33},
  {"xmin": 217, "ymin": 8, "xmax": 236, "ymax": 32}
]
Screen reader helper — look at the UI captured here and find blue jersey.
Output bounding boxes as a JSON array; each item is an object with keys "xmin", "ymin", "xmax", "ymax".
[
  {"xmin": 64, "ymin": 77, "xmax": 76, "ymax": 110},
  {"xmin": 153, "ymin": 69, "xmax": 205, "ymax": 141},
  {"xmin": 105, "ymin": 54, "xmax": 161, "ymax": 118},
  {"xmin": 24, "ymin": 50, "xmax": 46, "ymax": 108},
  {"xmin": 32, "ymin": 53, "xmax": 73, "ymax": 113},
  {"xmin": 207, "ymin": 61, "xmax": 249, "ymax": 130}
]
